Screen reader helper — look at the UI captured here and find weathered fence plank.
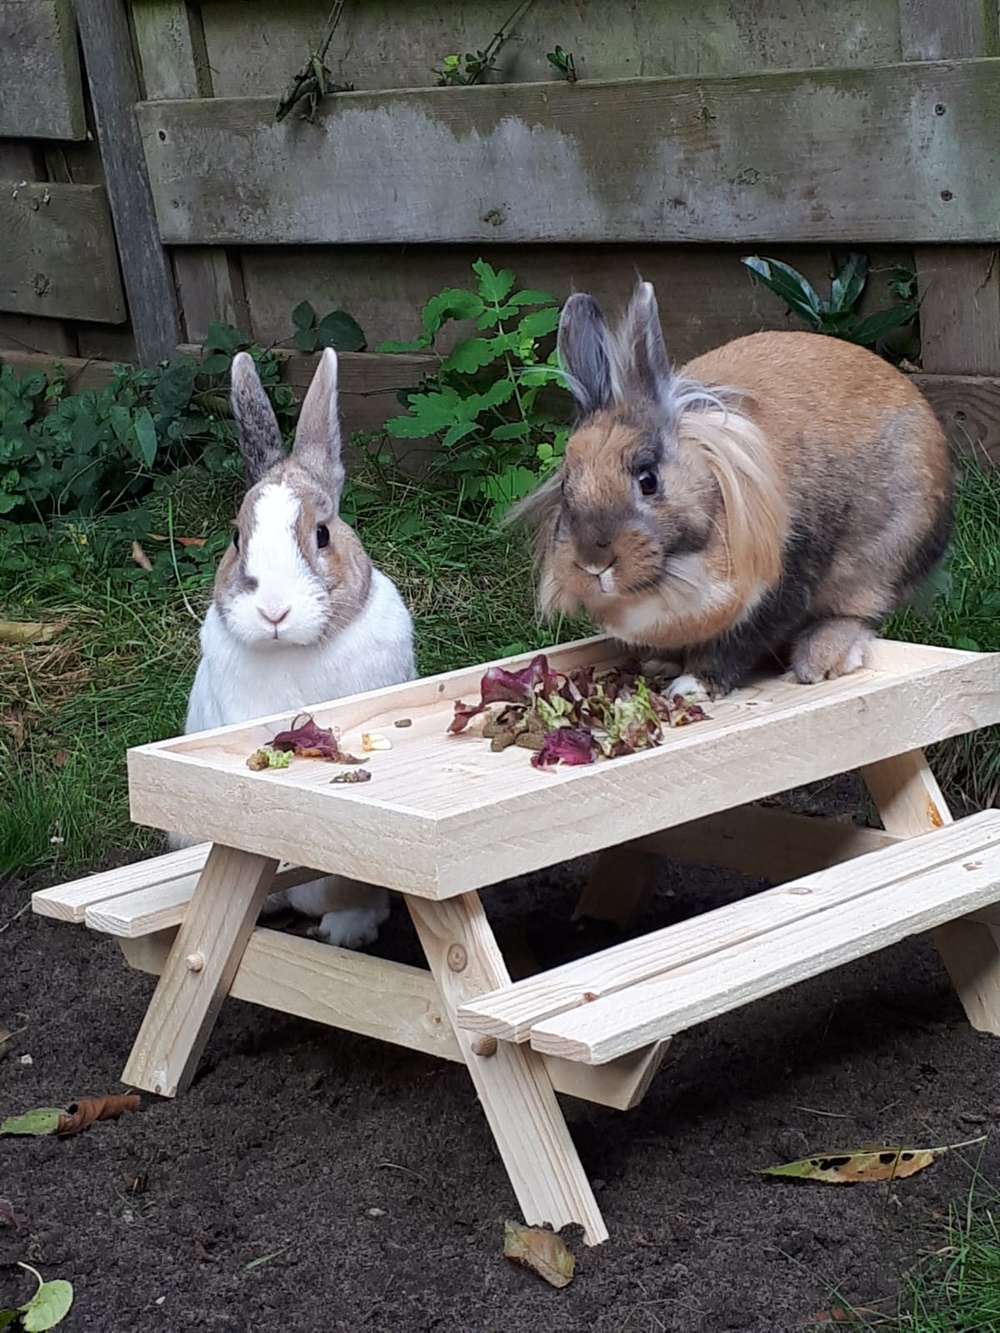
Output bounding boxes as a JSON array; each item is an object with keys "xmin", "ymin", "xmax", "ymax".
[
  {"xmin": 199, "ymin": 0, "xmax": 901, "ymax": 97},
  {"xmin": 137, "ymin": 61, "xmax": 1000, "ymax": 246},
  {"xmin": 0, "ymin": 182, "xmax": 126, "ymax": 322},
  {"xmin": 901, "ymin": 2, "xmax": 1000, "ymax": 374},
  {"xmin": 0, "ymin": 0, "xmax": 86, "ymax": 139},
  {"xmin": 239, "ymin": 243, "xmax": 909, "ymax": 364},
  {"xmin": 75, "ymin": 0, "xmax": 180, "ymax": 362}
]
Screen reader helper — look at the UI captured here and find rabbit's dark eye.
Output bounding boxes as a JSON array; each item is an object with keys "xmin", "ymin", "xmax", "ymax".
[
  {"xmin": 636, "ymin": 468, "xmax": 658, "ymax": 497},
  {"xmin": 316, "ymin": 523, "xmax": 330, "ymax": 549},
  {"xmin": 232, "ymin": 529, "xmax": 240, "ymax": 551}
]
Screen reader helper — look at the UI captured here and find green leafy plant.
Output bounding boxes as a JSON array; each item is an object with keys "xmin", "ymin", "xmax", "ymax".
[
  {"xmin": 0, "ymin": 325, "xmax": 295, "ymax": 521},
  {"xmin": 290, "ymin": 301, "xmax": 366, "ymax": 353},
  {"xmin": 433, "ymin": 0, "xmax": 533, "ymax": 86},
  {"xmin": 546, "ymin": 45, "xmax": 577, "ymax": 81},
  {"xmin": 742, "ymin": 252, "xmax": 919, "ymax": 350},
  {"xmin": 378, "ymin": 259, "xmax": 569, "ymax": 517}
]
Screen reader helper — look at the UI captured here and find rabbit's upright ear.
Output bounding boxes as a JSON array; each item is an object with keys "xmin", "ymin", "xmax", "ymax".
[
  {"xmin": 231, "ymin": 352, "xmax": 285, "ymax": 484},
  {"xmin": 558, "ymin": 293, "xmax": 613, "ymax": 416},
  {"xmin": 293, "ymin": 348, "xmax": 345, "ymax": 505},
  {"xmin": 618, "ymin": 280, "xmax": 674, "ymax": 413}
]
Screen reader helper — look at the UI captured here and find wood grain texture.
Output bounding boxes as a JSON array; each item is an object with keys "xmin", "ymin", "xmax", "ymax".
[
  {"xmin": 32, "ymin": 844, "xmax": 210, "ymax": 923},
  {"xmin": 527, "ymin": 812, "xmax": 1000, "ymax": 1064},
  {"xmin": 120, "ymin": 924, "xmax": 668, "ymax": 1110},
  {"xmin": 0, "ymin": 0, "xmax": 85, "ymax": 139},
  {"xmin": 126, "ymin": 639, "xmax": 1000, "ymax": 899},
  {"xmin": 407, "ymin": 891, "xmax": 607, "ymax": 1243},
  {"xmin": 136, "ymin": 62, "xmax": 1000, "ymax": 246},
  {"xmin": 459, "ymin": 813, "xmax": 1000, "ymax": 1044},
  {"xmin": 121, "ymin": 843, "xmax": 277, "ymax": 1096},
  {"xmin": 902, "ymin": 3, "xmax": 1000, "ymax": 375},
  {"xmin": 914, "ymin": 248, "xmax": 1000, "ymax": 375},
  {"xmin": 863, "ymin": 750, "xmax": 1000, "ymax": 1035},
  {"xmin": 75, "ymin": 0, "xmax": 180, "ymax": 362},
  {"xmin": 201, "ymin": 0, "xmax": 900, "ymax": 97},
  {"xmin": 914, "ymin": 372, "xmax": 1000, "ymax": 464},
  {"xmin": 0, "ymin": 182, "xmax": 125, "ymax": 322}
]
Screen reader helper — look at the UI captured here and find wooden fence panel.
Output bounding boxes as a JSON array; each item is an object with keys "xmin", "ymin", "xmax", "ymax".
[
  {"xmin": 137, "ymin": 61, "xmax": 1000, "ymax": 247},
  {"xmin": 239, "ymin": 243, "xmax": 911, "ymax": 364},
  {"xmin": 199, "ymin": 0, "xmax": 901, "ymax": 97},
  {"xmin": 0, "ymin": 0, "xmax": 86, "ymax": 139},
  {"xmin": 0, "ymin": 181, "xmax": 126, "ymax": 322}
]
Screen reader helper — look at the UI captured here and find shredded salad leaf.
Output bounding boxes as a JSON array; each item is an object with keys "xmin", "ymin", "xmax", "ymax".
[{"xmin": 448, "ymin": 655, "xmax": 709, "ymax": 768}]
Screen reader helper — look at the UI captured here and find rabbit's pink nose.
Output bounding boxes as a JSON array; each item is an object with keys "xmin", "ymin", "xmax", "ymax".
[{"xmin": 258, "ymin": 605, "xmax": 290, "ymax": 627}]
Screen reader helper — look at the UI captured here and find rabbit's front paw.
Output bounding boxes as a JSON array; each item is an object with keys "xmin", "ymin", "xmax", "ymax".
[
  {"xmin": 309, "ymin": 907, "xmax": 384, "ymax": 950},
  {"xmin": 667, "ymin": 673, "xmax": 711, "ymax": 704}
]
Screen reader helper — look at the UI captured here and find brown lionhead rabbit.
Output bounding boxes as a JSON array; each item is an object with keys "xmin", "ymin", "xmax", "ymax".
[{"xmin": 515, "ymin": 280, "xmax": 953, "ymax": 699}]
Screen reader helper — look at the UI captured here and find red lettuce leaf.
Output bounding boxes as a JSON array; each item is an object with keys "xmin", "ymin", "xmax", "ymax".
[
  {"xmin": 271, "ymin": 714, "xmax": 362, "ymax": 763},
  {"xmin": 531, "ymin": 728, "xmax": 597, "ymax": 769}
]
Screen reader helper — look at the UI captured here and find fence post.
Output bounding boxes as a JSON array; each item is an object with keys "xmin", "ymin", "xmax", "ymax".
[
  {"xmin": 900, "ymin": 1, "xmax": 1000, "ymax": 375},
  {"xmin": 73, "ymin": 0, "xmax": 180, "ymax": 365}
]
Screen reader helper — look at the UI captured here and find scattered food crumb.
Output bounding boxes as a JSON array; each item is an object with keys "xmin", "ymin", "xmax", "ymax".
[
  {"xmin": 246, "ymin": 747, "xmax": 292, "ymax": 771},
  {"xmin": 330, "ymin": 769, "xmax": 372, "ymax": 785},
  {"xmin": 19, "ymin": 1054, "xmax": 32, "ymax": 1066},
  {"xmin": 361, "ymin": 732, "xmax": 392, "ymax": 752},
  {"xmin": 393, "ymin": 718, "xmax": 413, "ymax": 728},
  {"xmin": 367, "ymin": 1207, "xmax": 386, "ymax": 1217}
]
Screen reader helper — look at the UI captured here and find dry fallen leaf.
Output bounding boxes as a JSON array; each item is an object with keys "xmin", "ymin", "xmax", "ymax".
[
  {"xmin": 130, "ymin": 541, "xmax": 153, "ymax": 572},
  {"xmin": 56, "ymin": 1094, "xmax": 140, "ymax": 1136},
  {"xmin": 763, "ymin": 1136, "xmax": 985, "ymax": 1184},
  {"xmin": 149, "ymin": 533, "xmax": 206, "ymax": 548},
  {"xmin": 0, "ymin": 621, "xmax": 66, "ymax": 646},
  {"xmin": 503, "ymin": 1221, "xmax": 575, "ymax": 1288}
]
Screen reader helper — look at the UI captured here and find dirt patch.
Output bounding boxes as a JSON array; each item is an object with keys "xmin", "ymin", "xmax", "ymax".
[{"xmin": 2, "ymin": 789, "xmax": 998, "ymax": 1332}]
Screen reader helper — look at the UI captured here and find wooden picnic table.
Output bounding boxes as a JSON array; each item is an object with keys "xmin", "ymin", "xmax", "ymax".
[{"xmin": 33, "ymin": 636, "xmax": 1000, "ymax": 1245}]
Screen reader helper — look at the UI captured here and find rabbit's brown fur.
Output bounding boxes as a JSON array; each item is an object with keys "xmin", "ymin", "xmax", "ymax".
[{"xmin": 519, "ymin": 282, "xmax": 953, "ymax": 696}]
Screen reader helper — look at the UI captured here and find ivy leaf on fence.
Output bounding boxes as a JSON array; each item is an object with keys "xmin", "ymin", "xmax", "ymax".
[
  {"xmin": 317, "ymin": 311, "xmax": 366, "ymax": 352},
  {"xmin": 132, "ymin": 409, "xmax": 158, "ymax": 467},
  {"xmin": 203, "ymin": 322, "xmax": 246, "ymax": 356},
  {"xmin": 829, "ymin": 252, "xmax": 869, "ymax": 312}
]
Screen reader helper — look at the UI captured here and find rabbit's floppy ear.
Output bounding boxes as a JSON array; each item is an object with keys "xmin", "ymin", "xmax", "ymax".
[
  {"xmin": 231, "ymin": 352, "xmax": 285, "ymax": 484},
  {"xmin": 293, "ymin": 347, "xmax": 345, "ymax": 504},
  {"xmin": 617, "ymin": 279, "xmax": 674, "ymax": 413},
  {"xmin": 558, "ymin": 292, "xmax": 613, "ymax": 416}
]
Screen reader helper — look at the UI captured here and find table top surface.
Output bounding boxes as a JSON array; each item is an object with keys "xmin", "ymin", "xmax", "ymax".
[{"xmin": 127, "ymin": 636, "xmax": 1000, "ymax": 898}]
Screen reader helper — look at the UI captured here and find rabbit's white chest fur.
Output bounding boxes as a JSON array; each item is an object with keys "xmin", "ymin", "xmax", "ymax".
[{"xmin": 186, "ymin": 569, "xmax": 414, "ymax": 732}]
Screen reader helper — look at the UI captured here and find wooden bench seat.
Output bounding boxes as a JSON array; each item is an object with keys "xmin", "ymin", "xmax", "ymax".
[
  {"xmin": 458, "ymin": 811, "xmax": 1000, "ymax": 1065},
  {"xmin": 31, "ymin": 845, "xmax": 314, "ymax": 937}
]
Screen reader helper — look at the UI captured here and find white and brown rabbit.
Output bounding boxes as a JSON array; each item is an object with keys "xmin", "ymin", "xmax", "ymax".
[
  {"xmin": 516, "ymin": 280, "xmax": 953, "ymax": 698},
  {"xmin": 174, "ymin": 347, "xmax": 416, "ymax": 948}
]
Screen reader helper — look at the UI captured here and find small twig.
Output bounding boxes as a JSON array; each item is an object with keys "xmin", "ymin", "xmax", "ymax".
[
  {"xmin": 376, "ymin": 1160, "xmax": 430, "ymax": 1185},
  {"xmin": 0, "ymin": 902, "xmax": 30, "ymax": 934},
  {"xmin": 275, "ymin": 0, "xmax": 349, "ymax": 122},
  {"xmin": 793, "ymin": 1104, "xmax": 852, "ymax": 1120},
  {"xmin": 470, "ymin": 0, "xmax": 534, "ymax": 84}
]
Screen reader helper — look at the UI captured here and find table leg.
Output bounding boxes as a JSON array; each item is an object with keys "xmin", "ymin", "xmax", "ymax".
[
  {"xmin": 574, "ymin": 847, "xmax": 658, "ymax": 929},
  {"xmin": 862, "ymin": 749, "xmax": 1000, "ymax": 1035},
  {"xmin": 407, "ymin": 891, "xmax": 608, "ymax": 1245},
  {"xmin": 122, "ymin": 844, "xmax": 278, "ymax": 1097}
]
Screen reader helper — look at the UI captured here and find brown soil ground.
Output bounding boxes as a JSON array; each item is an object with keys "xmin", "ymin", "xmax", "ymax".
[{"xmin": 3, "ymin": 779, "xmax": 998, "ymax": 1332}]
